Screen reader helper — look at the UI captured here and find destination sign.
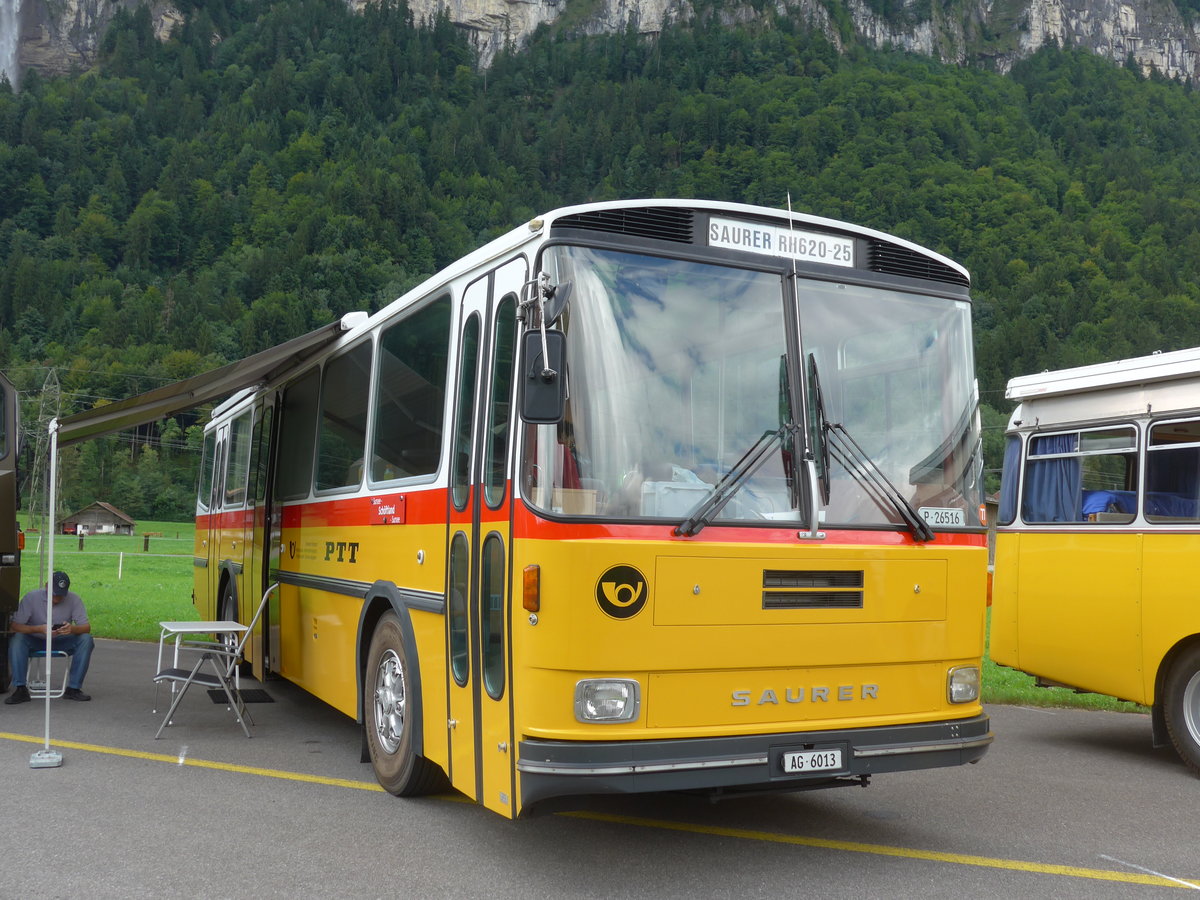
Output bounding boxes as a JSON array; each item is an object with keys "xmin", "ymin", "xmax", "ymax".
[{"xmin": 708, "ymin": 217, "xmax": 855, "ymax": 267}]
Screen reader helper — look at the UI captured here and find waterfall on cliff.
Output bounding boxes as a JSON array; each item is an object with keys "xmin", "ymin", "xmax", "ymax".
[{"xmin": 0, "ymin": 0, "xmax": 19, "ymax": 90}]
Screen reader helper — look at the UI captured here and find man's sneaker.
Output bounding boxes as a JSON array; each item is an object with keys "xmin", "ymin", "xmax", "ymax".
[
  {"xmin": 4, "ymin": 685, "xmax": 31, "ymax": 705},
  {"xmin": 63, "ymin": 688, "xmax": 91, "ymax": 701}
]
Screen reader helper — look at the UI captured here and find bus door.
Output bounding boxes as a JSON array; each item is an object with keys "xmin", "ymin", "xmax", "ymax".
[
  {"xmin": 243, "ymin": 400, "xmax": 276, "ymax": 679},
  {"xmin": 219, "ymin": 410, "xmax": 255, "ymax": 619},
  {"xmin": 447, "ymin": 259, "xmax": 525, "ymax": 816}
]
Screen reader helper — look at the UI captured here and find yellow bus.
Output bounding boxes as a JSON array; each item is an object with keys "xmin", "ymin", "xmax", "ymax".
[
  {"xmin": 192, "ymin": 199, "xmax": 991, "ymax": 816},
  {"xmin": 992, "ymin": 347, "xmax": 1200, "ymax": 774}
]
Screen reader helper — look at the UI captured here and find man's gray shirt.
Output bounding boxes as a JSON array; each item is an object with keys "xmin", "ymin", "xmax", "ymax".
[{"xmin": 13, "ymin": 589, "xmax": 89, "ymax": 628}]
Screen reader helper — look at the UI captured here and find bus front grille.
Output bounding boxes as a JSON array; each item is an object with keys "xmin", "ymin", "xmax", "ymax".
[
  {"xmin": 762, "ymin": 569, "xmax": 864, "ymax": 609},
  {"xmin": 866, "ymin": 240, "xmax": 970, "ymax": 287},
  {"xmin": 553, "ymin": 207, "xmax": 696, "ymax": 244}
]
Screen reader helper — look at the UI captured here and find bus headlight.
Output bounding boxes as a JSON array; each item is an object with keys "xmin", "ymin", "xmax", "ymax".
[
  {"xmin": 948, "ymin": 666, "xmax": 981, "ymax": 704},
  {"xmin": 574, "ymin": 679, "xmax": 640, "ymax": 723}
]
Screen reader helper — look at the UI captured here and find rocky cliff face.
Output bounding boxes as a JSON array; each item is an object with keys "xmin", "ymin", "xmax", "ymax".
[
  {"xmin": 12, "ymin": 0, "xmax": 182, "ymax": 84},
  {"xmin": 10, "ymin": 0, "xmax": 1200, "ymax": 84}
]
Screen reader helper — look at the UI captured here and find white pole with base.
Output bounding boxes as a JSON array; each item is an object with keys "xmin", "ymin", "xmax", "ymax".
[{"xmin": 30, "ymin": 417, "xmax": 62, "ymax": 769}]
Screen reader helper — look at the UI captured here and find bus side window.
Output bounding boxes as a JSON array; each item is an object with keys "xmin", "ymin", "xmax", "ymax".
[
  {"xmin": 225, "ymin": 411, "xmax": 253, "ymax": 507},
  {"xmin": 484, "ymin": 295, "xmax": 517, "ymax": 508},
  {"xmin": 371, "ymin": 297, "xmax": 453, "ymax": 482},
  {"xmin": 1146, "ymin": 419, "xmax": 1200, "ymax": 522},
  {"xmin": 316, "ymin": 341, "xmax": 372, "ymax": 492},
  {"xmin": 452, "ymin": 314, "xmax": 482, "ymax": 511},
  {"xmin": 998, "ymin": 434, "xmax": 1020, "ymax": 526},
  {"xmin": 252, "ymin": 406, "xmax": 273, "ymax": 506},
  {"xmin": 197, "ymin": 429, "xmax": 217, "ymax": 514},
  {"xmin": 276, "ymin": 368, "xmax": 321, "ymax": 499},
  {"xmin": 1021, "ymin": 427, "xmax": 1137, "ymax": 524}
]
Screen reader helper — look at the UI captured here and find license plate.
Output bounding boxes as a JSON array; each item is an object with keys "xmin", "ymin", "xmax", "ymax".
[
  {"xmin": 781, "ymin": 748, "xmax": 843, "ymax": 774},
  {"xmin": 919, "ymin": 506, "xmax": 965, "ymax": 528}
]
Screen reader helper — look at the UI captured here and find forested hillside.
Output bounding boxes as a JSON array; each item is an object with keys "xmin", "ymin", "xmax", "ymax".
[{"xmin": 3, "ymin": 0, "xmax": 1200, "ymax": 516}]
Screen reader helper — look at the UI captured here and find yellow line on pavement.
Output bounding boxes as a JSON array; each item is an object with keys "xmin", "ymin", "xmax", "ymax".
[
  {"xmin": 562, "ymin": 811, "xmax": 1200, "ymax": 890},
  {"xmin": 0, "ymin": 730, "xmax": 385, "ymax": 791},
  {"xmin": 5, "ymin": 728, "xmax": 1195, "ymax": 889}
]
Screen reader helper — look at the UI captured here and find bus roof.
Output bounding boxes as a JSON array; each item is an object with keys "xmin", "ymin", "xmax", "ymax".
[
  {"xmin": 1006, "ymin": 346, "xmax": 1200, "ymax": 401},
  {"xmin": 361, "ymin": 199, "xmax": 970, "ymax": 332}
]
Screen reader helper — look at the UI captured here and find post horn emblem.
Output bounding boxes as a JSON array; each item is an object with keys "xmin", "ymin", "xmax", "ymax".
[{"xmin": 596, "ymin": 565, "xmax": 648, "ymax": 619}]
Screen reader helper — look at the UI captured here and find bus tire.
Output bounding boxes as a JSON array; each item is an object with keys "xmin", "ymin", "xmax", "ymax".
[
  {"xmin": 1163, "ymin": 645, "xmax": 1200, "ymax": 776},
  {"xmin": 219, "ymin": 581, "xmax": 238, "ymax": 638},
  {"xmin": 364, "ymin": 611, "xmax": 444, "ymax": 796}
]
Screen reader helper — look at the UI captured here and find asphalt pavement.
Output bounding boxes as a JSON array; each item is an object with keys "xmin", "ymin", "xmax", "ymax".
[{"xmin": 1, "ymin": 639, "xmax": 1197, "ymax": 899}]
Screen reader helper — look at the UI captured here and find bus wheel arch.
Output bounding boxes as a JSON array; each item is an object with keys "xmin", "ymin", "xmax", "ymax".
[
  {"xmin": 358, "ymin": 588, "xmax": 446, "ymax": 796},
  {"xmin": 1159, "ymin": 639, "xmax": 1200, "ymax": 776}
]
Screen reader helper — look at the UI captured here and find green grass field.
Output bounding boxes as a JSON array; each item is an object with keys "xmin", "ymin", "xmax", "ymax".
[
  {"xmin": 14, "ymin": 518, "xmax": 1147, "ymax": 713},
  {"xmin": 18, "ymin": 518, "xmax": 199, "ymax": 641},
  {"xmin": 983, "ymin": 640, "xmax": 1147, "ymax": 713}
]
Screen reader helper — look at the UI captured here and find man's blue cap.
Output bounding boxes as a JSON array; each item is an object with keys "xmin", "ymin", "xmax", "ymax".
[{"xmin": 52, "ymin": 571, "xmax": 70, "ymax": 595}]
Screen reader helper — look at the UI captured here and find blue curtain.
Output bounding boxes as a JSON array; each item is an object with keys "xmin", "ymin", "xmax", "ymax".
[
  {"xmin": 1147, "ymin": 447, "xmax": 1200, "ymax": 495},
  {"xmin": 998, "ymin": 435, "xmax": 1021, "ymax": 525},
  {"xmin": 1146, "ymin": 446, "xmax": 1200, "ymax": 518},
  {"xmin": 1021, "ymin": 435, "xmax": 1081, "ymax": 523}
]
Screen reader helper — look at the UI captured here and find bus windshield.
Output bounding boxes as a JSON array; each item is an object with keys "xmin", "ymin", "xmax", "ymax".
[
  {"xmin": 800, "ymin": 279, "xmax": 982, "ymax": 529},
  {"xmin": 522, "ymin": 245, "xmax": 981, "ymax": 529},
  {"xmin": 523, "ymin": 246, "xmax": 793, "ymax": 522}
]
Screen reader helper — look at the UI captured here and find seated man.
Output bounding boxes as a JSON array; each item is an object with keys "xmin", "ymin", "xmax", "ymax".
[{"xmin": 5, "ymin": 571, "xmax": 95, "ymax": 703}]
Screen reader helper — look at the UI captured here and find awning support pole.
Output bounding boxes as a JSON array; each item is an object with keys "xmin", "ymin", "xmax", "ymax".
[{"xmin": 30, "ymin": 416, "xmax": 62, "ymax": 769}]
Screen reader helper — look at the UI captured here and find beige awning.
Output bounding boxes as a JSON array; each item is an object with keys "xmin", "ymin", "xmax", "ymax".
[{"xmin": 56, "ymin": 312, "xmax": 367, "ymax": 446}]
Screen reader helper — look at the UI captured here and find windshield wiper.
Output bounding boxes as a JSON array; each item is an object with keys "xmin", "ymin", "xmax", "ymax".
[
  {"xmin": 805, "ymin": 353, "xmax": 932, "ymax": 542},
  {"xmin": 825, "ymin": 423, "xmax": 934, "ymax": 543},
  {"xmin": 674, "ymin": 425, "xmax": 794, "ymax": 537}
]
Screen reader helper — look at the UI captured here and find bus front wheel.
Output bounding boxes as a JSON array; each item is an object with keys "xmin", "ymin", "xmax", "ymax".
[
  {"xmin": 1163, "ymin": 645, "xmax": 1200, "ymax": 776},
  {"xmin": 364, "ymin": 611, "xmax": 444, "ymax": 796}
]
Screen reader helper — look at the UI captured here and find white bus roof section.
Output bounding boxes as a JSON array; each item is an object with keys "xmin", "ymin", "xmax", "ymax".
[
  {"xmin": 1005, "ymin": 346, "xmax": 1200, "ymax": 430},
  {"xmin": 56, "ymin": 312, "xmax": 367, "ymax": 446},
  {"xmin": 541, "ymin": 198, "xmax": 970, "ymax": 282},
  {"xmin": 1006, "ymin": 346, "xmax": 1200, "ymax": 401}
]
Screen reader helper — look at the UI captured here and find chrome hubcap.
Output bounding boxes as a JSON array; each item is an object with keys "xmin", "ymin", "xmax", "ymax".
[
  {"xmin": 373, "ymin": 649, "xmax": 406, "ymax": 754},
  {"xmin": 1184, "ymin": 669, "xmax": 1200, "ymax": 745}
]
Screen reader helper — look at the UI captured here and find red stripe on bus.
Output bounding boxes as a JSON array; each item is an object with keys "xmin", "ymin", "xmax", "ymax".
[
  {"xmin": 200, "ymin": 488, "xmax": 983, "ymax": 547},
  {"xmin": 511, "ymin": 506, "xmax": 985, "ymax": 546},
  {"xmin": 280, "ymin": 489, "xmax": 449, "ymax": 528}
]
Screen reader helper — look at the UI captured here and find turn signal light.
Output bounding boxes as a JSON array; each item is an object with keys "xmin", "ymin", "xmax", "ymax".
[{"xmin": 522, "ymin": 564, "xmax": 540, "ymax": 612}]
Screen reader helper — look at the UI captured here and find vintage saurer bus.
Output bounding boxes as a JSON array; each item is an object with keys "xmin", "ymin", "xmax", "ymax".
[
  {"xmin": 193, "ymin": 199, "xmax": 992, "ymax": 816},
  {"xmin": 993, "ymin": 347, "xmax": 1200, "ymax": 775}
]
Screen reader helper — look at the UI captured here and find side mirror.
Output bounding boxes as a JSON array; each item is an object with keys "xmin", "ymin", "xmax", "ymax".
[
  {"xmin": 543, "ymin": 280, "xmax": 572, "ymax": 327},
  {"xmin": 521, "ymin": 329, "xmax": 567, "ymax": 424}
]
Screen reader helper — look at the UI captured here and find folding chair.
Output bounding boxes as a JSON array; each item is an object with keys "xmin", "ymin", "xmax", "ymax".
[
  {"xmin": 152, "ymin": 583, "xmax": 278, "ymax": 739},
  {"xmin": 28, "ymin": 650, "xmax": 70, "ymax": 699}
]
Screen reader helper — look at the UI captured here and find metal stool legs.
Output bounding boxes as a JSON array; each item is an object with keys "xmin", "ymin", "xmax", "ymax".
[{"xmin": 28, "ymin": 650, "xmax": 70, "ymax": 699}]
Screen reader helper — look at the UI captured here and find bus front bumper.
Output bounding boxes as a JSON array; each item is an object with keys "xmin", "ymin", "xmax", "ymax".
[{"xmin": 517, "ymin": 713, "xmax": 992, "ymax": 808}]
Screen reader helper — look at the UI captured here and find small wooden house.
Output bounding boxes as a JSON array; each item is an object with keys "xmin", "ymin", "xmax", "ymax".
[{"xmin": 62, "ymin": 502, "xmax": 136, "ymax": 536}]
